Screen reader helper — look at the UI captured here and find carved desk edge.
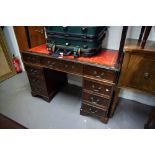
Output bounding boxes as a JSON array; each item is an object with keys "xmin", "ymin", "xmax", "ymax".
[{"xmin": 22, "ymin": 50, "xmax": 121, "ymax": 72}]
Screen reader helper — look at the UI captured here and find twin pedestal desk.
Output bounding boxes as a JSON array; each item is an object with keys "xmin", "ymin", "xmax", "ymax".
[{"xmin": 21, "ymin": 44, "xmax": 121, "ymax": 123}]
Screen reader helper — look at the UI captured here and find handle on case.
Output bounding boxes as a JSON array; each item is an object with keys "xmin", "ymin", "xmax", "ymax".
[
  {"xmin": 81, "ymin": 27, "xmax": 87, "ymax": 32},
  {"xmin": 83, "ymin": 44, "xmax": 88, "ymax": 49},
  {"xmin": 62, "ymin": 26, "xmax": 68, "ymax": 31},
  {"xmin": 65, "ymin": 42, "xmax": 70, "ymax": 46}
]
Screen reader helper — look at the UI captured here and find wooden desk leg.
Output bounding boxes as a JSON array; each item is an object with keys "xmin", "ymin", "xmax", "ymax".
[
  {"xmin": 144, "ymin": 107, "xmax": 155, "ymax": 129},
  {"xmin": 109, "ymin": 87, "xmax": 120, "ymax": 118}
]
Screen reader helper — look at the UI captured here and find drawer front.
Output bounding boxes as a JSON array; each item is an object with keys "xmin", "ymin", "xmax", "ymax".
[
  {"xmin": 41, "ymin": 57, "xmax": 62, "ymax": 70},
  {"xmin": 22, "ymin": 53, "xmax": 40, "ymax": 64},
  {"xmin": 82, "ymin": 92, "xmax": 110, "ymax": 108},
  {"xmin": 83, "ymin": 79, "xmax": 113, "ymax": 96},
  {"xmin": 84, "ymin": 65, "xmax": 116, "ymax": 82},
  {"xmin": 120, "ymin": 54, "xmax": 155, "ymax": 94},
  {"xmin": 30, "ymin": 82, "xmax": 48, "ymax": 95},
  {"xmin": 81, "ymin": 103, "xmax": 108, "ymax": 117},
  {"xmin": 29, "ymin": 77, "xmax": 46, "ymax": 87},
  {"xmin": 25, "ymin": 66, "xmax": 44, "ymax": 79},
  {"xmin": 60, "ymin": 60, "xmax": 83, "ymax": 75}
]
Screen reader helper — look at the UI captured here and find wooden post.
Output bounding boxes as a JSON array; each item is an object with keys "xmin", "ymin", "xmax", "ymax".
[{"xmin": 117, "ymin": 26, "xmax": 128, "ymax": 64}]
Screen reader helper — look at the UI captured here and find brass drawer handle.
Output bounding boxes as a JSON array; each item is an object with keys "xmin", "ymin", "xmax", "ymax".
[
  {"xmin": 30, "ymin": 69, "xmax": 38, "ymax": 74},
  {"xmin": 71, "ymin": 66, "xmax": 75, "ymax": 69},
  {"xmin": 93, "ymin": 71, "xmax": 97, "ymax": 75},
  {"xmin": 93, "ymin": 71, "xmax": 105, "ymax": 78},
  {"xmin": 105, "ymin": 88, "xmax": 110, "ymax": 92},
  {"xmin": 96, "ymin": 98, "xmax": 100, "ymax": 102},
  {"xmin": 98, "ymin": 87, "xmax": 102, "ymax": 90},
  {"xmin": 144, "ymin": 72, "xmax": 150, "ymax": 79},
  {"xmin": 65, "ymin": 65, "xmax": 68, "ymax": 68},
  {"xmin": 94, "ymin": 87, "xmax": 102, "ymax": 92},
  {"xmin": 92, "ymin": 84, "xmax": 95, "ymax": 88},
  {"xmin": 94, "ymin": 89, "xmax": 99, "ymax": 92},
  {"xmin": 34, "ymin": 29, "xmax": 44, "ymax": 34},
  {"xmin": 32, "ymin": 78, "xmax": 37, "ymax": 82},
  {"xmin": 27, "ymin": 57, "xmax": 31, "ymax": 60},
  {"xmin": 90, "ymin": 96, "xmax": 96, "ymax": 104},
  {"xmin": 92, "ymin": 85, "xmax": 102, "ymax": 92},
  {"xmin": 90, "ymin": 96, "xmax": 94, "ymax": 101},
  {"xmin": 90, "ymin": 96, "xmax": 100, "ymax": 104},
  {"xmin": 48, "ymin": 61, "xmax": 55, "ymax": 66},
  {"xmin": 89, "ymin": 108, "xmax": 98, "ymax": 114}
]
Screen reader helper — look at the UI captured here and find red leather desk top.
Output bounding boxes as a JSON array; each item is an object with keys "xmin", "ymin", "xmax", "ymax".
[{"xmin": 28, "ymin": 44, "xmax": 118, "ymax": 67}]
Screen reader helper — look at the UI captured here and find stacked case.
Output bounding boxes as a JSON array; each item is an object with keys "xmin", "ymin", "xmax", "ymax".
[{"xmin": 45, "ymin": 26, "xmax": 107, "ymax": 57}]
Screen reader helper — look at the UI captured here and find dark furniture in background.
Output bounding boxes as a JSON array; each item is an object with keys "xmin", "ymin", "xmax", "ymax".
[
  {"xmin": 144, "ymin": 107, "xmax": 155, "ymax": 129},
  {"xmin": 21, "ymin": 27, "xmax": 128, "ymax": 123},
  {"xmin": 118, "ymin": 26, "xmax": 155, "ymax": 129},
  {"xmin": 0, "ymin": 113, "xmax": 26, "ymax": 129},
  {"xmin": 14, "ymin": 26, "xmax": 45, "ymax": 51}
]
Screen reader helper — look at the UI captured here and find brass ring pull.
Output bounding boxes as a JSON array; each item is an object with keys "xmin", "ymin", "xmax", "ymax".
[
  {"xmin": 144, "ymin": 72, "xmax": 150, "ymax": 79},
  {"xmin": 65, "ymin": 65, "xmax": 69, "ymax": 68}
]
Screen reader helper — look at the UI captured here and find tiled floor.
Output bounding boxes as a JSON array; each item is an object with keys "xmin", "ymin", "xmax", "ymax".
[{"xmin": 0, "ymin": 72, "xmax": 152, "ymax": 129}]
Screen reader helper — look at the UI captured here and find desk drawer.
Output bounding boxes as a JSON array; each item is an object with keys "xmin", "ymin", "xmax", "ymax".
[
  {"xmin": 84, "ymin": 65, "xmax": 116, "ymax": 82},
  {"xmin": 83, "ymin": 79, "xmax": 113, "ymax": 96},
  {"xmin": 30, "ymin": 82, "xmax": 48, "ymax": 95},
  {"xmin": 41, "ymin": 57, "xmax": 62, "ymax": 70},
  {"xmin": 60, "ymin": 60, "xmax": 83, "ymax": 75},
  {"xmin": 82, "ymin": 91, "xmax": 110, "ymax": 108},
  {"xmin": 29, "ymin": 77, "xmax": 46, "ymax": 88},
  {"xmin": 22, "ymin": 53, "xmax": 40, "ymax": 64},
  {"xmin": 81, "ymin": 103, "xmax": 108, "ymax": 117},
  {"xmin": 25, "ymin": 65, "xmax": 44, "ymax": 79}
]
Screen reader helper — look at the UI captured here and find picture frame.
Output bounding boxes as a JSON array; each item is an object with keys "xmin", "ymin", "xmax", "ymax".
[{"xmin": 0, "ymin": 27, "xmax": 16, "ymax": 82}]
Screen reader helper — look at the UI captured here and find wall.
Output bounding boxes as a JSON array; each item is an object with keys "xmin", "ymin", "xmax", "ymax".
[
  {"xmin": 3, "ymin": 26, "xmax": 25, "ymax": 71},
  {"xmin": 3, "ymin": 26, "xmax": 155, "ymax": 106}
]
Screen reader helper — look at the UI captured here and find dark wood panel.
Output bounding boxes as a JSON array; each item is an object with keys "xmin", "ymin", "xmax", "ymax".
[
  {"xmin": 60, "ymin": 60, "xmax": 83, "ymax": 75},
  {"xmin": 13, "ymin": 26, "xmax": 30, "ymax": 51},
  {"xmin": 0, "ymin": 113, "xmax": 26, "ymax": 129},
  {"xmin": 40, "ymin": 57, "xmax": 63, "ymax": 70},
  {"xmin": 82, "ymin": 91, "xmax": 110, "ymax": 108},
  {"xmin": 22, "ymin": 52, "xmax": 41, "ymax": 64},
  {"xmin": 119, "ymin": 53, "xmax": 155, "ymax": 95},
  {"xmin": 25, "ymin": 64, "xmax": 67, "ymax": 102},
  {"xmin": 80, "ymin": 103, "xmax": 108, "ymax": 123},
  {"xmin": 28, "ymin": 26, "xmax": 45, "ymax": 47},
  {"xmin": 84, "ymin": 65, "xmax": 116, "ymax": 83},
  {"xmin": 83, "ymin": 78, "xmax": 113, "ymax": 97}
]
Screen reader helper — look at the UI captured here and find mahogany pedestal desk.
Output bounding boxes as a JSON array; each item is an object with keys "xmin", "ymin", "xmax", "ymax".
[{"xmin": 21, "ymin": 44, "xmax": 122, "ymax": 123}]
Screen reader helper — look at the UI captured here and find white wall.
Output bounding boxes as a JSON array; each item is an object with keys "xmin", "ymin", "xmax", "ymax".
[
  {"xmin": 3, "ymin": 26, "xmax": 25, "ymax": 71},
  {"xmin": 4, "ymin": 26, "xmax": 155, "ymax": 106}
]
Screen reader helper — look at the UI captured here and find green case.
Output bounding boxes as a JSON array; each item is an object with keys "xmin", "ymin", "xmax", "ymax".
[
  {"xmin": 45, "ymin": 26, "xmax": 107, "ymax": 39},
  {"xmin": 45, "ymin": 26, "xmax": 107, "ymax": 57}
]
